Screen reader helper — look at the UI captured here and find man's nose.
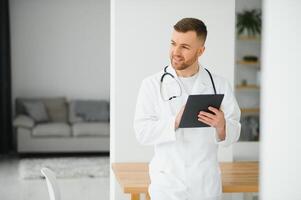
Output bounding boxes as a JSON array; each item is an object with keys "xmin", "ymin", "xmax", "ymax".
[{"xmin": 173, "ymin": 47, "xmax": 181, "ymax": 56}]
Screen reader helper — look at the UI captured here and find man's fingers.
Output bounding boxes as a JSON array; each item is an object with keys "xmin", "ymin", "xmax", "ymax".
[
  {"xmin": 198, "ymin": 117, "xmax": 213, "ymax": 126},
  {"xmin": 198, "ymin": 114, "xmax": 214, "ymax": 124},
  {"xmin": 208, "ymin": 106, "xmax": 220, "ymax": 114},
  {"xmin": 198, "ymin": 111, "xmax": 216, "ymax": 119},
  {"xmin": 198, "ymin": 107, "xmax": 225, "ymax": 128}
]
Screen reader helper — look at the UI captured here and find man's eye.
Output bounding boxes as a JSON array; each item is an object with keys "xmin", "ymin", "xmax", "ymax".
[{"xmin": 183, "ymin": 46, "xmax": 189, "ymax": 49}]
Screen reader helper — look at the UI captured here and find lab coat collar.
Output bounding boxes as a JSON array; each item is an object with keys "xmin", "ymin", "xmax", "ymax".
[{"xmin": 167, "ymin": 64, "xmax": 212, "ymax": 95}]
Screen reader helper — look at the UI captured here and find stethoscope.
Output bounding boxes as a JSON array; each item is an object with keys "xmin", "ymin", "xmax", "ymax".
[{"xmin": 160, "ymin": 65, "xmax": 217, "ymax": 101}]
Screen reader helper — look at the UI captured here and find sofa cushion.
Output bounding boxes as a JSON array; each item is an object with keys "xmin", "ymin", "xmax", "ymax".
[
  {"xmin": 23, "ymin": 101, "xmax": 49, "ymax": 123},
  {"xmin": 13, "ymin": 115, "xmax": 35, "ymax": 129},
  {"xmin": 68, "ymin": 101, "xmax": 84, "ymax": 124},
  {"xmin": 76, "ymin": 100, "xmax": 109, "ymax": 122},
  {"xmin": 32, "ymin": 123, "xmax": 71, "ymax": 137},
  {"xmin": 43, "ymin": 98, "xmax": 68, "ymax": 122},
  {"xmin": 72, "ymin": 122, "xmax": 109, "ymax": 137},
  {"xmin": 15, "ymin": 97, "xmax": 68, "ymax": 123}
]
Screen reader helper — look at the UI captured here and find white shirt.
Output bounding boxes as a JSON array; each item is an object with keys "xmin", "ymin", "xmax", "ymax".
[{"xmin": 178, "ymin": 71, "xmax": 199, "ymax": 95}]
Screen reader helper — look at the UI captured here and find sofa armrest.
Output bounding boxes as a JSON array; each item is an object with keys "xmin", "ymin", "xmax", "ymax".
[{"xmin": 13, "ymin": 115, "xmax": 35, "ymax": 129}]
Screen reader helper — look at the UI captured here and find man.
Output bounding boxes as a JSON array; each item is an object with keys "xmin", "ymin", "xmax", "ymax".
[{"xmin": 134, "ymin": 18, "xmax": 241, "ymax": 200}]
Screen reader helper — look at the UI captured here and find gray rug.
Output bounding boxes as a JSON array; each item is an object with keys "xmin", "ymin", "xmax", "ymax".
[{"xmin": 19, "ymin": 156, "xmax": 109, "ymax": 179}]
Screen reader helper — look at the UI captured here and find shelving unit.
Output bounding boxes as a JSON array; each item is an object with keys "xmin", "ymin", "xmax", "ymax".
[
  {"xmin": 236, "ymin": 85, "xmax": 260, "ymax": 90},
  {"xmin": 241, "ymin": 108, "xmax": 260, "ymax": 114},
  {"xmin": 237, "ymin": 35, "xmax": 261, "ymax": 41},
  {"xmin": 236, "ymin": 60, "xmax": 260, "ymax": 65},
  {"xmin": 234, "ymin": 0, "xmax": 262, "ymax": 164},
  {"xmin": 235, "ymin": 36, "xmax": 261, "ymax": 141},
  {"xmin": 234, "ymin": 33, "xmax": 261, "ymax": 162}
]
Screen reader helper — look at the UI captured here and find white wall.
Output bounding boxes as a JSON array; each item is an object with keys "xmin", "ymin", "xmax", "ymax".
[
  {"xmin": 9, "ymin": 0, "xmax": 110, "ymax": 109},
  {"xmin": 111, "ymin": 0, "xmax": 236, "ymax": 199},
  {"xmin": 261, "ymin": 0, "xmax": 301, "ymax": 199}
]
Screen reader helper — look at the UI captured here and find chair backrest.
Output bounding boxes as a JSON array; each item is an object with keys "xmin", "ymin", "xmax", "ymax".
[{"xmin": 41, "ymin": 167, "xmax": 61, "ymax": 200}]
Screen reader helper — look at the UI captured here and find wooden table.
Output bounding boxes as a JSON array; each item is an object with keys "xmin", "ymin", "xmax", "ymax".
[{"xmin": 112, "ymin": 162, "xmax": 258, "ymax": 200}]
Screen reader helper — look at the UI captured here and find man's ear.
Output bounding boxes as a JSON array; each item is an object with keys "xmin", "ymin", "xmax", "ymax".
[{"xmin": 198, "ymin": 46, "xmax": 205, "ymax": 57}]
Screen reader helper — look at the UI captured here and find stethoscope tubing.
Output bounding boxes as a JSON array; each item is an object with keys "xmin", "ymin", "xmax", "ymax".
[{"xmin": 160, "ymin": 65, "xmax": 217, "ymax": 101}]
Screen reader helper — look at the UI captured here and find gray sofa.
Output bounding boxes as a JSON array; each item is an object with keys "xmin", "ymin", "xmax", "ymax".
[{"xmin": 13, "ymin": 97, "xmax": 110, "ymax": 153}]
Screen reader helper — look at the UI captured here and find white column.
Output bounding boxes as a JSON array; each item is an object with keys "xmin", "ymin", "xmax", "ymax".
[{"xmin": 261, "ymin": 0, "xmax": 301, "ymax": 199}]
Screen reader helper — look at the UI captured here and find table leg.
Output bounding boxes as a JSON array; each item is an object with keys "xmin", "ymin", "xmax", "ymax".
[
  {"xmin": 131, "ymin": 193, "xmax": 140, "ymax": 200},
  {"xmin": 146, "ymin": 192, "xmax": 151, "ymax": 200}
]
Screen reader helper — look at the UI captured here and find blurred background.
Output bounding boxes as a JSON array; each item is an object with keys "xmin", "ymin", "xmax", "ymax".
[{"xmin": 1, "ymin": 0, "xmax": 110, "ymax": 199}]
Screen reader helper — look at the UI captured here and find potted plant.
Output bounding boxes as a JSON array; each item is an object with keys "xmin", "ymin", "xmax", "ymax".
[{"xmin": 236, "ymin": 9, "xmax": 261, "ymax": 37}]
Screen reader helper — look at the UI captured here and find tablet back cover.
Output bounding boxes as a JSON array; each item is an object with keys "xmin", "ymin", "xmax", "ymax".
[{"xmin": 179, "ymin": 94, "xmax": 224, "ymax": 128}]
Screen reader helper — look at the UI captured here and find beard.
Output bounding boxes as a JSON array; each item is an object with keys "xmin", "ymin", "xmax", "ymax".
[{"xmin": 170, "ymin": 52, "xmax": 199, "ymax": 71}]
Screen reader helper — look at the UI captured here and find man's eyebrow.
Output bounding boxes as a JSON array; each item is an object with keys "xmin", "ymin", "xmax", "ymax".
[{"xmin": 171, "ymin": 40, "xmax": 191, "ymax": 47}]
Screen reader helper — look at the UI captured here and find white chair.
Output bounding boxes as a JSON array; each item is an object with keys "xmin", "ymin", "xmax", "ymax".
[{"xmin": 41, "ymin": 167, "xmax": 61, "ymax": 200}]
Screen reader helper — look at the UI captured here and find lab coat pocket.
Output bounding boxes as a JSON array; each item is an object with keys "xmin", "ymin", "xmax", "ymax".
[
  {"xmin": 149, "ymin": 156, "xmax": 168, "ymax": 174},
  {"xmin": 149, "ymin": 160, "xmax": 170, "ymax": 188},
  {"xmin": 149, "ymin": 157, "xmax": 185, "ymax": 188},
  {"xmin": 204, "ymin": 168, "xmax": 222, "ymax": 198},
  {"xmin": 150, "ymin": 169, "xmax": 186, "ymax": 190}
]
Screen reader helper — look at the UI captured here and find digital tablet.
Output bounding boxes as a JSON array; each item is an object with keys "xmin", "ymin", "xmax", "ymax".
[{"xmin": 179, "ymin": 94, "xmax": 224, "ymax": 128}]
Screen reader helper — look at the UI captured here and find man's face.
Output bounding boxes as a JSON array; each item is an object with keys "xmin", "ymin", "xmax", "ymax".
[{"xmin": 170, "ymin": 30, "xmax": 205, "ymax": 70}]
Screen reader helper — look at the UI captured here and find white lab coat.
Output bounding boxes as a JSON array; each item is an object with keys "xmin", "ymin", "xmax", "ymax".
[{"xmin": 134, "ymin": 65, "xmax": 241, "ymax": 200}]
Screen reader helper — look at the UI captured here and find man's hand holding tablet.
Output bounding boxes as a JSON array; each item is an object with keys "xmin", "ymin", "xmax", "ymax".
[{"xmin": 198, "ymin": 106, "xmax": 226, "ymax": 141}]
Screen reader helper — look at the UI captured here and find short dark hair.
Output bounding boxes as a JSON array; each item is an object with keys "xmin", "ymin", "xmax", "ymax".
[{"xmin": 174, "ymin": 18, "xmax": 207, "ymax": 43}]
